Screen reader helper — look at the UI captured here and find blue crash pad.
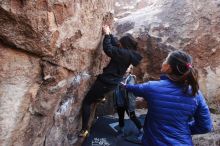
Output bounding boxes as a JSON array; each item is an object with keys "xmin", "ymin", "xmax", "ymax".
[{"xmin": 82, "ymin": 115, "xmax": 145, "ymax": 146}]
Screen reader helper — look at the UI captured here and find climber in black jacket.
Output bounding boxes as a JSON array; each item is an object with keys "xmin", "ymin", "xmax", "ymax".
[{"xmin": 78, "ymin": 25, "xmax": 142, "ymax": 137}]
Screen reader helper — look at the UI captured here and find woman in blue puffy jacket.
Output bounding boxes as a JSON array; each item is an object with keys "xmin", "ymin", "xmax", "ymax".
[{"xmin": 123, "ymin": 50, "xmax": 213, "ymax": 146}]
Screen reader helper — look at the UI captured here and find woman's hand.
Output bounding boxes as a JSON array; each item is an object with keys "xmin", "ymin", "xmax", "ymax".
[
  {"xmin": 119, "ymin": 82, "xmax": 126, "ymax": 90},
  {"xmin": 102, "ymin": 25, "xmax": 111, "ymax": 35},
  {"xmin": 120, "ymin": 82, "xmax": 126, "ymax": 87}
]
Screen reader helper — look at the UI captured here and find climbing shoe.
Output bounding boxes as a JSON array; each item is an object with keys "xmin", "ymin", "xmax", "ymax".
[
  {"xmin": 117, "ymin": 126, "xmax": 125, "ymax": 137},
  {"xmin": 78, "ymin": 129, "xmax": 89, "ymax": 137}
]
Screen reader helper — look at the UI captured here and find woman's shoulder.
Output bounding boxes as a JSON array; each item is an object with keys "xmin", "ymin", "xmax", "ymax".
[{"xmin": 144, "ymin": 79, "xmax": 175, "ymax": 90}]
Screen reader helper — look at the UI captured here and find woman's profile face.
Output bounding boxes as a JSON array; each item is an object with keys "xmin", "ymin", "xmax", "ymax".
[{"xmin": 161, "ymin": 55, "xmax": 172, "ymax": 74}]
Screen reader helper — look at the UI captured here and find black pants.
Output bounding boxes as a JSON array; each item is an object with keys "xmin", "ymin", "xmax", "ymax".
[
  {"xmin": 117, "ymin": 107, "xmax": 142, "ymax": 130},
  {"xmin": 82, "ymin": 79, "xmax": 115, "ymax": 130}
]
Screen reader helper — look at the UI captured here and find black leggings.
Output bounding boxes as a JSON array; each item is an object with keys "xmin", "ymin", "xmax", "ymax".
[
  {"xmin": 82, "ymin": 79, "xmax": 115, "ymax": 130},
  {"xmin": 117, "ymin": 107, "xmax": 142, "ymax": 130}
]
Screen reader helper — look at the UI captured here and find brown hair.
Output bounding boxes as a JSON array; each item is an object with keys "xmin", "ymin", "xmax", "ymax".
[
  {"xmin": 166, "ymin": 50, "xmax": 199, "ymax": 96},
  {"xmin": 119, "ymin": 34, "xmax": 137, "ymax": 50}
]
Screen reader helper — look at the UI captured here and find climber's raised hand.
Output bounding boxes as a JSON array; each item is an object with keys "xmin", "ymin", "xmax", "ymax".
[{"xmin": 102, "ymin": 25, "xmax": 111, "ymax": 35}]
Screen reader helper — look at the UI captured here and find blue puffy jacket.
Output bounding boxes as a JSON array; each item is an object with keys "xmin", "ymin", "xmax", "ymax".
[{"xmin": 126, "ymin": 75, "xmax": 213, "ymax": 146}]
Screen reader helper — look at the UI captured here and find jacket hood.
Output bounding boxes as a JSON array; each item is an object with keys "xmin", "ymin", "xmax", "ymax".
[{"xmin": 130, "ymin": 51, "xmax": 143, "ymax": 66}]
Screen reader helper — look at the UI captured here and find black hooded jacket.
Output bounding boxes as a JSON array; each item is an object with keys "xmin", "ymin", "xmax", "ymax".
[{"xmin": 97, "ymin": 34, "xmax": 142, "ymax": 85}]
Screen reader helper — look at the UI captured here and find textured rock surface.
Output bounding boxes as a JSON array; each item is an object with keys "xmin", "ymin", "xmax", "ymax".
[
  {"xmin": 114, "ymin": 0, "xmax": 220, "ymax": 145},
  {"xmin": 0, "ymin": 0, "xmax": 113, "ymax": 146},
  {"xmin": 0, "ymin": 43, "xmax": 41, "ymax": 146}
]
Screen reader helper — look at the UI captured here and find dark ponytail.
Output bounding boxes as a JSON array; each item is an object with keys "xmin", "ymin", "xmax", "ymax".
[
  {"xmin": 185, "ymin": 67, "xmax": 199, "ymax": 96},
  {"xmin": 166, "ymin": 50, "xmax": 199, "ymax": 96}
]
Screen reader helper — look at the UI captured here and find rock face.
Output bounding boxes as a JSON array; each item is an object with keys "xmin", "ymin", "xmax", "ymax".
[
  {"xmin": 114, "ymin": 0, "xmax": 220, "ymax": 145},
  {"xmin": 0, "ymin": 1, "xmax": 113, "ymax": 146}
]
